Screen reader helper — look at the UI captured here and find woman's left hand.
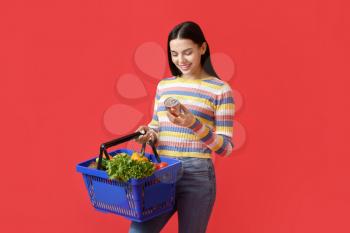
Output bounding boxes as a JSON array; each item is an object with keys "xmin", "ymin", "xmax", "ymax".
[{"xmin": 166, "ymin": 104, "xmax": 196, "ymax": 128}]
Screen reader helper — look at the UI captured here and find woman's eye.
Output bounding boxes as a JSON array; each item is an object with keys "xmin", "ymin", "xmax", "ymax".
[{"xmin": 185, "ymin": 52, "xmax": 192, "ymax": 56}]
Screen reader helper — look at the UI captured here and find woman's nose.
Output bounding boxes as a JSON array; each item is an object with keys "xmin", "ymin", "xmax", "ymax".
[{"xmin": 178, "ymin": 55, "xmax": 186, "ymax": 64}]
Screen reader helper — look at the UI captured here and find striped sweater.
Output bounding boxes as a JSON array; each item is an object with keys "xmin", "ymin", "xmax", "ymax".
[{"xmin": 148, "ymin": 76, "xmax": 235, "ymax": 158}]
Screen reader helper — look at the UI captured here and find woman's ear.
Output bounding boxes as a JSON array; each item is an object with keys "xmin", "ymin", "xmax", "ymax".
[{"xmin": 201, "ymin": 42, "xmax": 207, "ymax": 55}]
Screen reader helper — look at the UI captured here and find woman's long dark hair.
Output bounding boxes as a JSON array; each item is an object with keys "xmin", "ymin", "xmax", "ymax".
[{"xmin": 167, "ymin": 21, "xmax": 220, "ymax": 79}]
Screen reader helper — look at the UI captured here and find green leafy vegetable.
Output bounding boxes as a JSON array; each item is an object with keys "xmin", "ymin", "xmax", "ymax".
[{"xmin": 95, "ymin": 152, "xmax": 155, "ymax": 182}]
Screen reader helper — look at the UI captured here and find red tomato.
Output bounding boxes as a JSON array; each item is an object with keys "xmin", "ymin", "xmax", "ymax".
[
  {"xmin": 153, "ymin": 163, "xmax": 160, "ymax": 170},
  {"xmin": 158, "ymin": 162, "xmax": 168, "ymax": 169}
]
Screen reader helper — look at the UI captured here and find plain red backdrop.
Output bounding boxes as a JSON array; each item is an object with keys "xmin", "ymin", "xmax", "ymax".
[{"xmin": 1, "ymin": 0, "xmax": 349, "ymax": 232}]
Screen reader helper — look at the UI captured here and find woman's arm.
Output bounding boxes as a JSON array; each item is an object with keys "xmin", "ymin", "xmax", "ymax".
[
  {"xmin": 167, "ymin": 82, "xmax": 235, "ymax": 157},
  {"xmin": 193, "ymin": 82, "xmax": 235, "ymax": 157}
]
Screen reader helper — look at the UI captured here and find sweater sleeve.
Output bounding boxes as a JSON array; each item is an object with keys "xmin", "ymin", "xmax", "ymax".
[
  {"xmin": 188, "ymin": 83, "xmax": 235, "ymax": 157},
  {"xmin": 147, "ymin": 84, "xmax": 160, "ymax": 134}
]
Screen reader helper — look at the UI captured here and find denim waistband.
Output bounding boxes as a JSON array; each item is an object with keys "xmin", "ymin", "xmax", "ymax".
[{"xmin": 174, "ymin": 157, "xmax": 214, "ymax": 172}]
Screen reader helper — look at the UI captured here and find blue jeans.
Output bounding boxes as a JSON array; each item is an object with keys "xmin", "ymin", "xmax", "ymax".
[{"xmin": 129, "ymin": 157, "xmax": 216, "ymax": 233}]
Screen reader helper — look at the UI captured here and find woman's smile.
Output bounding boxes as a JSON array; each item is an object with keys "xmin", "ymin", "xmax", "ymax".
[{"xmin": 179, "ymin": 64, "xmax": 192, "ymax": 71}]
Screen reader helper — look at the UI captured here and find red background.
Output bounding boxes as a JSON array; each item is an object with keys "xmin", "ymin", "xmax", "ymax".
[{"xmin": 1, "ymin": 0, "xmax": 349, "ymax": 232}]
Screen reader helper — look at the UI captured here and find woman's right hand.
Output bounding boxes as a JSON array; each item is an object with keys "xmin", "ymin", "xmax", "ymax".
[{"xmin": 134, "ymin": 125, "xmax": 157, "ymax": 144}]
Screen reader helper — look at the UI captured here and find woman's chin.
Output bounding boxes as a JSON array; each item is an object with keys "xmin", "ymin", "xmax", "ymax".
[{"xmin": 180, "ymin": 68, "xmax": 193, "ymax": 74}]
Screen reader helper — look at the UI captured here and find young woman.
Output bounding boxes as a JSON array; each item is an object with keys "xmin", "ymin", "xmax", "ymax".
[{"xmin": 130, "ymin": 21, "xmax": 235, "ymax": 233}]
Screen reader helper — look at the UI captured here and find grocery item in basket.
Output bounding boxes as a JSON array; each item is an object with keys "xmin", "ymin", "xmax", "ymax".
[
  {"xmin": 131, "ymin": 151, "xmax": 149, "ymax": 162},
  {"xmin": 93, "ymin": 152, "xmax": 155, "ymax": 182},
  {"xmin": 154, "ymin": 162, "xmax": 168, "ymax": 170}
]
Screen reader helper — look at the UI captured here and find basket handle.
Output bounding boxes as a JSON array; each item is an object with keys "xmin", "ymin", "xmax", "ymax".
[
  {"xmin": 140, "ymin": 141, "xmax": 161, "ymax": 163},
  {"xmin": 97, "ymin": 131, "xmax": 161, "ymax": 170},
  {"xmin": 97, "ymin": 131, "xmax": 143, "ymax": 170}
]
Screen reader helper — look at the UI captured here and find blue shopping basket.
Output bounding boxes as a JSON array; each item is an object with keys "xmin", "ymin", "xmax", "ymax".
[{"xmin": 76, "ymin": 131, "xmax": 182, "ymax": 222}]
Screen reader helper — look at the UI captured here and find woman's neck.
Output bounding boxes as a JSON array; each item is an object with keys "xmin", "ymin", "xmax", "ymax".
[{"xmin": 181, "ymin": 69, "xmax": 209, "ymax": 80}]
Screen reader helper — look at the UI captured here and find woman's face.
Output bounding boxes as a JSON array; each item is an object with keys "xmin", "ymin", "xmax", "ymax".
[{"xmin": 169, "ymin": 38, "xmax": 206, "ymax": 76}]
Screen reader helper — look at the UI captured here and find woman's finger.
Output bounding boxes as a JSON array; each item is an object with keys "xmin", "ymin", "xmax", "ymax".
[
  {"xmin": 136, "ymin": 125, "xmax": 150, "ymax": 135},
  {"xmin": 168, "ymin": 110, "xmax": 191, "ymax": 127},
  {"xmin": 167, "ymin": 112, "xmax": 180, "ymax": 125},
  {"xmin": 136, "ymin": 125, "xmax": 144, "ymax": 132},
  {"xmin": 180, "ymin": 104, "xmax": 190, "ymax": 114},
  {"xmin": 149, "ymin": 133, "xmax": 155, "ymax": 142},
  {"xmin": 167, "ymin": 111, "xmax": 176, "ymax": 122}
]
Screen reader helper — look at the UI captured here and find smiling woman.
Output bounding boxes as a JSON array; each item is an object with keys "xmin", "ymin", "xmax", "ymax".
[
  {"xmin": 130, "ymin": 21, "xmax": 235, "ymax": 233},
  {"xmin": 167, "ymin": 21, "xmax": 220, "ymax": 81}
]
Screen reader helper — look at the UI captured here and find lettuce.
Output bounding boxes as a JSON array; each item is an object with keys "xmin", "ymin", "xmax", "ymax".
[{"xmin": 104, "ymin": 153, "xmax": 155, "ymax": 182}]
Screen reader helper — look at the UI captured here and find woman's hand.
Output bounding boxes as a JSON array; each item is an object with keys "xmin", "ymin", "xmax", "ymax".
[
  {"xmin": 134, "ymin": 125, "xmax": 158, "ymax": 144},
  {"xmin": 166, "ymin": 104, "xmax": 196, "ymax": 128}
]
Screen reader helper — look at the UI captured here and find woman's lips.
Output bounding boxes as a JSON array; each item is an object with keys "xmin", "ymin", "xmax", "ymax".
[{"xmin": 179, "ymin": 64, "xmax": 191, "ymax": 70}]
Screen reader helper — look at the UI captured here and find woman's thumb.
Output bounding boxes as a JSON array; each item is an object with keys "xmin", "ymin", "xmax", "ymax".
[{"xmin": 136, "ymin": 125, "xmax": 146, "ymax": 132}]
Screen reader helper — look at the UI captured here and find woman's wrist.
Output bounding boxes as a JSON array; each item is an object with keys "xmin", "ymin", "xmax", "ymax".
[{"xmin": 183, "ymin": 115, "xmax": 197, "ymax": 128}]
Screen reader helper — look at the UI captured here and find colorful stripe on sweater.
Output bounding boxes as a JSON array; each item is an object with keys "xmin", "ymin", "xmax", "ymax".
[{"xmin": 148, "ymin": 76, "xmax": 235, "ymax": 158}]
